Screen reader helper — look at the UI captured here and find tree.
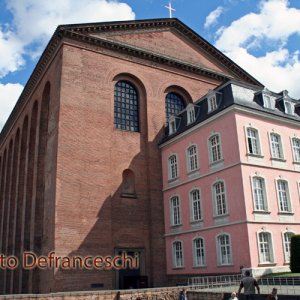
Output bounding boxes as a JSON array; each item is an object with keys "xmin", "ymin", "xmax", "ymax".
[{"xmin": 290, "ymin": 235, "xmax": 300, "ymax": 273}]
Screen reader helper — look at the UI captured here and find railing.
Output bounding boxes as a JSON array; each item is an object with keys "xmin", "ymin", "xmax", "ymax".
[
  {"xmin": 188, "ymin": 274, "xmax": 242, "ymax": 291},
  {"xmin": 258, "ymin": 276, "xmax": 300, "ymax": 295}
]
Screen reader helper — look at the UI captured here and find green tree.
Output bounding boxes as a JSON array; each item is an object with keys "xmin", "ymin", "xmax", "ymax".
[{"xmin": 290, "ymin": 235, "xmax": 300, "ymax": 273}]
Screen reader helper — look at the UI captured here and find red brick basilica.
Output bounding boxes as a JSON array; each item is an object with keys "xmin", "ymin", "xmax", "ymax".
[{"xmin": 0, "ymin": 18, "xmax": 261, "ymax": 294}]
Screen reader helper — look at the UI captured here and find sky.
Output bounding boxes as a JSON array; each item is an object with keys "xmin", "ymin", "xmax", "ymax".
[{"xmin": 1, "ymin": 0, "xmax": 300, "ymax": 130}]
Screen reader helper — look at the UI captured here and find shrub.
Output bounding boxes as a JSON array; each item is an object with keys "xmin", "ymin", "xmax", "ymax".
[{"xmin": 290, "ymin": 235, "xmax": 300, "ymax": 273}]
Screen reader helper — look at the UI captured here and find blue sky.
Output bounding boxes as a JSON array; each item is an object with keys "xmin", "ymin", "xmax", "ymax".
[{"xmin": 1, "ymin": 0, "xmax": 300, "ymax": 130}]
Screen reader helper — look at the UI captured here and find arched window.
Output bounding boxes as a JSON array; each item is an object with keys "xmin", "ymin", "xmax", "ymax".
[
  {"xmin": 170, "ymin": 196, "xmax": 181, "ymax": 226},
  {"xmin": 172, "ymin": 240, "xmax": 183, "ymax": 267},
  {"xmin": 114, "ymin": 81, "xmax": 139, "ymax": 132},
  {"xmin": 121, "ymin": 169, "xmax": 136, "ymax": 198},
  {"xmin": 190, "ymin": 189, "xmax": 202, "ymax": 222},
  {"xmin": 213, "ymin": 181, "xmax": 227, "ymax": 216},
  {"xmin": 252, "ymin": 176, "xmax": 268, "ymax": 211},
  {"xmin": 168, "ymin": 154, "xmax": 178, "ymax": 180},
  {"xmin": 216, "ymin": 234, "xmax": 232, "ymax": 265},
  {"xmin": 187, "ymin": 145, "xmax": 199, "ymax": 172},
  {"xmin": 165, "ymin": 92, "xmax": 185, "ymax": 120},
  {"xmin": 193, "ymin": 237, "xmax": 205, "ymax": 267},
  {"xmin": 283, "ymin": 231, "xmax": 294, "ymax": 262},
  {"xmin": 209, "ymin": 134, "xmax": 222, "ymax": 163},
  {"xmin": 258, "ymin": 231, "xmax": 274, "ymax": 263}
]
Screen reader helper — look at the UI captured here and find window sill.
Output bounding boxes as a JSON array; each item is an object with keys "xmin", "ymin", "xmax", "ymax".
[
  {"xmin": 187, "ymin": 169, "xmax": 200, "ymax": 176},
  {"xmin": 168, "ymin": 177, "xmax": 179, "ymax": 183},
  {"xmin": 210, "ymin": 159, "xmax": 224, "ymax": 167},
  {"xmin": 217, "ymin": 264, "xmax": 234, "ymax": 267},
  {"xmin": 247, "ymin": 153, "xmax": 264, "ymax": 158},
  {"xmin": 258, "ymin": 263, "xmax": 277, "ymax": 267},
  {"xmin": 172, "ymin": 266, "xmax": 184, "ymax": 270},
  {"xmin": 278, "ymin": 211, "xmax": 294, "ymax": 215},
  {"xmin": 192, "ymin": 265, "xmax": 207, "ymax": 269},
  {"xmin": 253, "ymin": 210, "xmax": 271, "ymax": 214},
  {"xmin": 190, "ymin": 220, "xmax": 203, "ymax": 224},
  {"xmin": 271, "ymin": 157, "xmax": 286, "ymax": 162},
  {"xmin": 170, "ymin": 224, "xmax": 182, "ymax": 228},
  {"xmin": 293, "ymin": 161, "xmax": 300, "ymax": 165},
  {"xmin": 121, "ymin": 193, "xmax": 137, "ymax": 199},
  {"xmin": 213, "ymin": 213, "xmax": 229, "ymax": 219}
]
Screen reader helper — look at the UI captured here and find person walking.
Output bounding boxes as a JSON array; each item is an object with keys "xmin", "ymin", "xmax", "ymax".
[{"xmin": 237, "ymin": 270, "xmax": 260, "ymax": 300}]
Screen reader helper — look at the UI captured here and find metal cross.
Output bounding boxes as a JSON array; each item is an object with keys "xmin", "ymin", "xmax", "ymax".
[{"xmin": 165, "ymin": 1, "xmax": 175, "ymax": 18}]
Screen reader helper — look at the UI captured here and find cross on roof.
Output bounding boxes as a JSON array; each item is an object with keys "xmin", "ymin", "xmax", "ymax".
[{"xmin": 165, "ymin": 1, "xmax": 175, "ymax": 18}]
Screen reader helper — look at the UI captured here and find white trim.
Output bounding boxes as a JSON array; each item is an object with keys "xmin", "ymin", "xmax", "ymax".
[
  {"xmin": 281, "ymin": 230, "xmax": 296, "ymax": 263},
  {"xmin": 168, "ymin": 153, "xmax": 179, "ymax": 180},
  {"xmin": 250, "ymin": 174, "xmax": 269, "ymax": 212},
  {"xmin": 186, "ymin": 143, "xmax": 199, "ymax": 173},
  {"xmin": 208, "ymin": 132, "xmax": 223, "ymax": 164},
  {"xmin": 192, "ymin": 236, "xmax": 206, "ymax": 267},
  {"xmin": 256, "ymin": 229, "xmax": 275, "ymax": 264},
  {"xmin": 291, "ymin": 137, "xmax": 300, "ymax": 163},
  {"xmin": 244, "ymin": 125, "xmax": 262, "ymax": 156},
  {"xmin": 172, "ymin": 240, "xmax": 184, "ymax": 268},
  {"xmin": 186, "ymin": 104, "xmax": 196, "ymax": 125},
  {"xmin": 268, "ymin": 131, "xmax": 285, "ymax": 160},
  {"xmin": 207, "ymin": 92, "xmax": 218, "ymax": 113},
  {"xmin": 170, "ymin": 195, "xmax": 182, "ymax": 226},
  {"xmin": 284, "ymin": 100, "xmax": 295, "ymax": 116},
  {"xmin": 215, "ymin": 232, "xmax": 233, "ymax": 266},
  {"xmin": 275, "ymin": 177, "xmax": 293, "ymax": 213},
  {"xmin": 211, "ymin": 179, "xmax": 228, "ymax": 217},
  {"xmin": 189, "ymin": 187, "xmax": 203, "ymax": 223}
]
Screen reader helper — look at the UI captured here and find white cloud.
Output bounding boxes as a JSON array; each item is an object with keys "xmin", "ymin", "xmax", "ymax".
[
  {"xmin": 215, "ymin": 0, "xmax": 300, "ymax": 98},
  {"xmin": 0, "ymin": 83, "xmax": 23, "ymax": 131},
  {"xmin": 204, "ymin": 6, "xmax": 224, "ymax": 29},
  {"xmin": 0, "ymin": 0, "xmax": 135, "ymax": 77}
]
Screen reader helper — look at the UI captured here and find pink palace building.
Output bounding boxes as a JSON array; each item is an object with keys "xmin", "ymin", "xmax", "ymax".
[{"xmin": 160, "ymin": 80, "xmax": 300, "ymax": 278}]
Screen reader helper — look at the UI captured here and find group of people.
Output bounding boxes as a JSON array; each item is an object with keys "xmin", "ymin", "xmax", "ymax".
[{"xmin": 179, "ymin": 270, "xmax": 278, "ymax": 300}]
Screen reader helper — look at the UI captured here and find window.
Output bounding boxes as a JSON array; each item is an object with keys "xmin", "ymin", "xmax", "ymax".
[
  {"xmin": 217, "ymin": 234, "xmax": 232, "ymax": 265},
  {"xmin": 263, "ymin": 95, "xmax": 272, "ymax": 109},
  {"xmin": 169, "ymin": 117, "xmax": 177, "ymax": 135},
  {"xmin": 208, "ymin": 94, "xmax": 218, "ymax": 113},
  {"xmin": 209, "ymin": 134, "xmax": 222, "ymax": 163},
  {"xmin": 247, "ymin": 128, "xmax": 261, "ymax": 155},
  {"xmin": 252, "ymin": 177, "xmax": 268, "ymax": 211},
  {"xmin": 193, "ymin": 238, "xmax": 205, "ymax": 266},
  {"xmin": 170, "ymin": 196, "xmax": 181, "ymax": 226},
  {"xmin": 165, "ymin": 92, "xmax": 185, "ymax": 121},
  {"xmin": 114, "ymin": 81, "xmax": 139, "ymax": 132},
  {"xmin": 187, "ymin": 145, "xmax": 198, "ymax": 172},
  {"xmin": 292, "ymin": 138, "xmax": 300, "ymax": 163},
  {"xmin": 190, "ymin": 189, "xmax": 202, "ymax": 221},
  {"xmin": 187, "ymin": 104, "xmax": 196, "ymax": 124},
  {"xmin": 276, "ymin": 180, "xmax": 291, "ymax": 213},
  {"xmin": 283, "ymin": 232, "xmax": 294, "ymax": 262},
  {"xmin": 270, "ymin": 133, "xmax": 284, "ymax": 159},
  {"xmin": 172, "ymin": 241, "xmax": 183, "ymax": 268},
  {"xmin": 168, "ymin": 155, "xmax": 178, "ymax": 180},
  {"xmin": 213, "ymin": 181, "xmax": 227, "ymax": 216},
  {"xmin": 258, "ymin": 232, "xmax": 274, "ymax": 263},
  {"xmin": 285, "ymin": 101, "xmax": 294, "ymax": 115}
]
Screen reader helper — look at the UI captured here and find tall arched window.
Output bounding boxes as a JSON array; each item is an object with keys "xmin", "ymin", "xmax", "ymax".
[
  {"xmin": 114, "ymin": 81, "xmax": 139, "ymax": 132},
  {"xmin": 165, "ymin": 92, "xmax": 185, "ymax": 120}
]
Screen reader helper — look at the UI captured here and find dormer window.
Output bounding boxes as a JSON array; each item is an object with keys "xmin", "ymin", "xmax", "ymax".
[
  {"xmin": 284, "ymin": 101, "xmax": 294, "ymax": 115},
  {"xmin": 169, "ymin": 116, "xmax": 177, "ymax": 135},
  {"xmin": 187, "ymin": 104, "xmax": 196, "ymax": 124},
  {"xmin": 261, "ymin": 89, "xmax": 274, "ymax": 109},
  {"xmin": 208, "ymin": 93, "xmax": 218, "ymax": 113}
]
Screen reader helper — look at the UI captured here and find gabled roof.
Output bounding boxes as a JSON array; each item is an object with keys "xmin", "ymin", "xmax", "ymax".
[{"xmin": 1, "ymin": 18, "xmax": 263, "ymax": 142}]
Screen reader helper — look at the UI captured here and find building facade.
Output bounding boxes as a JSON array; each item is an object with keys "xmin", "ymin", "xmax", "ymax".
[
  {"xmin": 160, "ymin": 81, "xmax": 300, "ymax": 278},
  {"xmin": 0, "ymin": 18, "xmax": 263, "ymax": 294}
]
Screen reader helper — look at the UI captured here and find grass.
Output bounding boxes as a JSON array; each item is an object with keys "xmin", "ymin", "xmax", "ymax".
[{"xmin": 264, "ymin": 272, "xmax": 300, "ymax": 277}]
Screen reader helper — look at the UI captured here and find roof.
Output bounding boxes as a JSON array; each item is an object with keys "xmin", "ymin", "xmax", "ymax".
[
  {"xmin": 0, "ymin": 18, "xmax": 263, "ymax": 143},
  {"xmin": 160, "ymin": 81, "xmax": 300, "ymax": 145}
]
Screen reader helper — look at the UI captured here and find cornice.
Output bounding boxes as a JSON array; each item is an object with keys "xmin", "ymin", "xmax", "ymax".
[{"xmin": 0, "ymin": 18, "xmax": 262, "ymax": 145}]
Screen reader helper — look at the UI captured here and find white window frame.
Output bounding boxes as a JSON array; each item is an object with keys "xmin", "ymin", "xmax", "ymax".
[
  {"xmin": 251, "ymin": 175, "xmax": 268, "ymax": 212},
  {"xmin": 168, "ymin": 154, "xmax": 178, "ymax": 180},
  {"xmin": 282, "ymin": 231, "xmax": 295, "ymax": 263},
  {"xmin": 189, "ymin": 188, "xmax": 202, "ymax": 222},
  {"xmin": 212, "ymin": 180, "xmax": 228, "ymax": 217},
  {"xmin": 172, "ymin": 240, "xmax": 184, "ymax": 268},
  {"xmin": 276, "ymin": 179, "xmax": 292, "ymax": 213},
  {"xmin": 291, "ymin": 137, "xmax": 300, "ymax": 163},
  {"xmin": 246, "ymin": 127, "xmax": 261, "ymax": 156},
  {"xmin": 263, "ymin": 94, "xmax": 273, "ymax": 109},
  {"xmin": 170, "ymin": 195, "xmax": 181, "ymax": 226},
  {"xmin": 269, "ymin": 132, "xmax": 284, "ymax": 160},
  {"xmin": 284, "ymin": 101, "xmax": 294, "ymax": 115},
  {"xmin": 208, "ymin": 133, "xmax": 223, "ymax": 164},
  {"xmin": 216, "ymin": 233, "xmax": 232, "ymax": 266},
  {"xmin": 186, "ymin": 144, "xmax": 199, "ymax": 173},
  {"xmin": 207, "ymin": 92, "xmax": 218, "ymax": 113},
  {"xmin": 168, "ymin": 116, "xmax": 177, "ymax": 135},
  {"xmin": 192, "ymin": 237, "xmax": 206, "ymax": 267},
  {"xmin": 187, "ymin": 104, "xmax": 196, "ymax": 124},
  {"xmin": 257, "ymin": 231, "xmax": 275, "ymax": 264}
]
